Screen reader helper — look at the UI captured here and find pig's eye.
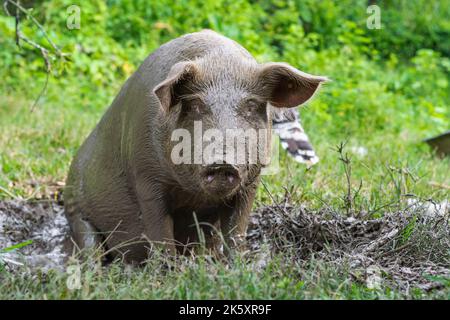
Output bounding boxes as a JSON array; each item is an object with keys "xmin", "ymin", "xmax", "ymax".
[
  {"xmin": 247, "ymin": 99, "xmax": 266, "ymax": 111},
  {"xmin": 181, "ymin": 98, "xmax": 208, "ymax": 118},
  {"xmin": 245, "ymin": 99, "xmax": 267, "ymax": 117}
]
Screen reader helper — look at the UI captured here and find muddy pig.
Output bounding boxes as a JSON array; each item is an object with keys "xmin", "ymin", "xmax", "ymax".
[{"xmin": 64, "ymin": 30, "xmax": 327, "ymax": 262}]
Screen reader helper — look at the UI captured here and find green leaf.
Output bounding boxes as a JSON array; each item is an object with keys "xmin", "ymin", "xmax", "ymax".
[{"xmin": 0, "ymin": 240, "xmax": 33, "ymax": 254}]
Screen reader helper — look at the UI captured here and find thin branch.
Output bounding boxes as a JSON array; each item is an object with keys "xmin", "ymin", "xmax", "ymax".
[
  {"xmin": 14, "ymin": 0, "xmax": 19, "ymax": 46},
  {"xmin": 4, "ymin": 0, "xmax": 67, "ymax": 58},
  {"xmin": 30, "ymin": 67, "xmax": 49, "ymax": 112},
  {"xmin": 3, "ymin": 0, "xmax": 69, "ymax": 110}
]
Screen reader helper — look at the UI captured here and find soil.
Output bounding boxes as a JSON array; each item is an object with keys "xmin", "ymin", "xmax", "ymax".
[
  {"xmin": 0, "ymin": 200, "xmax": 69, "ymax": 271},
  {"xmin": 0, "ymin": 198, "xmax": 448, "ymax": 292}
]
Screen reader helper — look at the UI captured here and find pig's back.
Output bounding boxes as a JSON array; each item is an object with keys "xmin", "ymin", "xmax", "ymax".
[{"xmin": 135, "ymin": 30, "xmax": 255, "ymax": 90}]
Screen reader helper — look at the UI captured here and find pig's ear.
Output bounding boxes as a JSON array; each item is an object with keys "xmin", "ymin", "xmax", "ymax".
[
  {"xmin": 258, "ymin": 62, "xmax": 328, "ymax": 108},
  {"xmin": 153, "ymin": 61, "xmax": 197, "ymax": 112}
]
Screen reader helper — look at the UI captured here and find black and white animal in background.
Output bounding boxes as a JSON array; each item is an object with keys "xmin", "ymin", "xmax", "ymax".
[{"xmin": 273, "ymin": 108, "xmax": 319, "ymax": 166}]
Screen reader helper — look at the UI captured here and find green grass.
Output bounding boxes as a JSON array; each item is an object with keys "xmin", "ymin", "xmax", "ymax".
[{"xmin": 1, "ymin": 252, "xmax": 448, "ymax": 299}]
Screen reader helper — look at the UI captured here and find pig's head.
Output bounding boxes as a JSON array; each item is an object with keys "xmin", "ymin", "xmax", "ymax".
[{"xmin": 154, "ymin": 55, "xmax": 326, "ymax": 201}]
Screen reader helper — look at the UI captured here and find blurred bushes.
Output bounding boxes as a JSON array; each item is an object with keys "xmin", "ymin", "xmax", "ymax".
[{"xmin": 0, "ymin": 0, "xmax": 448, "ymax": 138}]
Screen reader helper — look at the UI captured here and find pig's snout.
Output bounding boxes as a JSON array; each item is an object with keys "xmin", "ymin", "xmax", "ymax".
[{"xmin": 201, "ymin": 163, "xmax": 241, "ymax": 196}]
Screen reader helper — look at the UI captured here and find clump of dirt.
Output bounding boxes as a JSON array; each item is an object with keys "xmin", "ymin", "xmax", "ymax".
[
  {"xmin": 246, "ymin": 200, "xmax": 449, "ymax": 291},
  {"xmin": 0, "ymin": 200, "xmax": 69, "ymax": 271}
]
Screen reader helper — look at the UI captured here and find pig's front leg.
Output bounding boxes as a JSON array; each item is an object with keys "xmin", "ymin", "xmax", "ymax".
[
  {"xmin": 219, "ymin": 186, "xmax": 257, "ymax": 257},
  {"xmin": 135, "ymin": 180, "xmax": 176, "ymax": 255}
]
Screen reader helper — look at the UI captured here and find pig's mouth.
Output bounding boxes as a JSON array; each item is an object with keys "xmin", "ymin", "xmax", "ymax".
[{"xmin": 200, "ymin": 164, "xmax": 241, "ymax": 197}]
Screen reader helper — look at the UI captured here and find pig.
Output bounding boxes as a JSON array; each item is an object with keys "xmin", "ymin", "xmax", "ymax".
[{"xmin": 64, "ymin": 30, "xmax": 326, "ymax": 262}]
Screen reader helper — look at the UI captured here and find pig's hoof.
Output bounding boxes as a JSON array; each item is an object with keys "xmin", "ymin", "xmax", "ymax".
[{"xmin": 70, "ymin": 215, "xmax": 103, "ymax": 251}]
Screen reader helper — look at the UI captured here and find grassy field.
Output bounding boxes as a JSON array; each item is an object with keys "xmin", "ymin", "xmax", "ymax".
[
  {"xmin": 1, "ymin": 253, "xmax": 447, "ymax": 300},
  {"xmin": 0, "ymin": 0, "xmax": 449, "ymax": 299}
]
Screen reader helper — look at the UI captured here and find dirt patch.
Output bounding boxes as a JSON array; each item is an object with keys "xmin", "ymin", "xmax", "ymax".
[
  {"xmin": 0, "ymin": 200, "xmax": 68, "ymax": 271},
  {"xmin": 247, "ymin": 200, "xmax": 449, "ymax": 291},
  {"xmin": 0, "ymin": 198, "xmax": 449, "ymax": 292}
]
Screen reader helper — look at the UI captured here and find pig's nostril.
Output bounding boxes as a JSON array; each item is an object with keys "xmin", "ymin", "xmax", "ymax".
[
  {"xmin": 223, "ymin": 169, "xmax": 240, "ymax": 185},
  {"xmin": 226, "ymin": 174, "xmax": 235, "ymax": 184},
  {"xmin": 202, "ymin": 165, "xmax": 240, "ymax": 186}
]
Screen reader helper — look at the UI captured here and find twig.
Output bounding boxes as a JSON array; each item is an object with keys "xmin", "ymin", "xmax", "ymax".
[
  {"xmin": 261, "ymin": 180, "xmax": 287, "ymax": 215},
  {"xmin": 335, "ymin": 141, "xmax": 353, "ymax": 216},
  {"xmin": 261, "ymin": 180, "xmax": 303, "ymax": 229},
  {"xmin": 30, "ymin": 57, "xmax": 50, "ymax": 111},
  {"xmin": 3, "ymin": 0, "xmax": 68, "ymax": 110},
  {"xmin": 14, "ymin": 0, "xmax": 19, "ymax": 46},
  {"xmin": 4, "ymin": 0, "xmax": 67, "ymax": 57}
]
